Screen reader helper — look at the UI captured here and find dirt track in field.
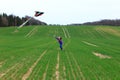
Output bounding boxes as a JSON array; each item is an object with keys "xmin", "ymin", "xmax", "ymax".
[
  {"xmin": 22, "ymin": 50, "xmax": 47, "ymax": 80},
  {"xmin": 0, "ymin": 63, "xmax": 19, "ymax": 78},
  {"xmin": 62, "ymin": 27, "xmax": 70, "ymax": 38},
  {"xmin": 95, "ymin": 27, "xmax": 120, "ymax": 37},
  {"xmin": 55, "ymin": 52, "xmax": 60, "ymax": 80},
  {"xmin": 93, "ymin": 52, "xmax": 111, "ymax": 59},
  {"xmin": 0, "ymin": 61, "xmax": 4, "ymax": 68},
  {"xmin": 82, "ymin": 41, "xmax": 98, "ymax": 47},
  {"xmin": 25, "ymin": 26, "xmax": 38, "ymax": 38}
]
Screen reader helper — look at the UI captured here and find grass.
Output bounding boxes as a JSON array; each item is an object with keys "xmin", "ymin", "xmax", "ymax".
[{"xmin": 0, "ymin": 25, "xmax": 120, "ymax": 80}]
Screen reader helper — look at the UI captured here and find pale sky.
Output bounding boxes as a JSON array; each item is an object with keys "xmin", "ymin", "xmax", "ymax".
[{"xmin": 0, "ymin": 0, "xmax": 120, "ymax": 24}]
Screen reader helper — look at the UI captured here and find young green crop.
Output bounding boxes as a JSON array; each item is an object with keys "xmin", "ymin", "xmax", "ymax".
[{"xmin": 0, "ymin": 25, "xmax": 120, "ymax": 80}]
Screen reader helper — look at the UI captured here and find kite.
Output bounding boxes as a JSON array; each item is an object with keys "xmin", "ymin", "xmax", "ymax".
[
  {"xmin": 17, "ymin": 11, "xmax": 44, "ymax": 29},
  {"xmin": 34, "ymin": 11, "xmax": 44, "ymax": 17}
]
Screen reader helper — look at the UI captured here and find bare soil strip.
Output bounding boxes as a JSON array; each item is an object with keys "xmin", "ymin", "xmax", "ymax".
[
  {"xmin": 95, "ymin": 27, "xmax": 120, "ymax": 37},
  {"xmin": 52, "ymin": 52, "xmax": 60, "ymax": 80},
  {"xmin": 32, "ymin": 66, "xmax": 42, "ymax": 79},
  {"xmin": 28, "ymin": 29, "xmax": 38, "ymax": 37},
  {"xmin": 62, "ymin": 27, "xmax": 67, "ymax": 38},
  {"xmin": 10, "ymin": 64, "xmax": 23, "ymax": 79},
  {"xmin": 28, "ymin": 65, "xmax": 42, "ymax": 80},
  {"xmin": 68, "ymin": 71, "xmax": 71, "ymax": 80},
  {"xmin": 66, "ymin": 52, "xmax": 76, "ymax": 80},
  {"xmin": 63, "ymin": 64, "xmax": 66, "ymax": 80},
  {"xmin": 25, "ymin": 26, "xmax": 38, "ymax": 37},
  {"xmin": 55, "ymin": 52, "xmax": 60, "ymax": 80},
  {"xmin": 82, "ymin": 41, "xmax": 98, "ymax": 47},
  {"xmin": 22, "ymin": 50, "xmax": 47, "ymax": 80},
  {"xmin": 28, "ymin": 27, "xmax": 38, "ymax": 37},
  {"xmin": 93, "ymin": 52, "xmax": 111, "ymax": 59},
  {"xmin": 0, "ymin": 61, "xmax": 5, "ymax": 68},
  {"xmin": 42, "ymin": 61, "xmax": 49, "ymax": 80},
  {"xmin": 70, "ymin": 52, "xmax": 85, "ymax": 80},
  {"xmin": 0, "ymin": 63, "xmax": 18, "ymax": 78},
  {"xmin": 64, "ymin": 27, "xmax": 71, "ymax": 38},
  {"xmin": 25, "ymin": 27, "xmax": 36, "ymax": 37}
]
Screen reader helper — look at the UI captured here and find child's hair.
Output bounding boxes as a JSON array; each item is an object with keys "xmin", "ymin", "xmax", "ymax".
[{"xmin": 60, "ymin": 37, "xmax": 62, "ymax": 40}]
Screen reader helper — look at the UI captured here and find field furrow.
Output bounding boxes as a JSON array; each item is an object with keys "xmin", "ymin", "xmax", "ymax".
[
  {"xmin": 61, "ymin": 27, "xmax": 67, "ymax": 38},
  {"xmin": 22, "ymin": 50, "xmax": 47, "ymax": 80}
]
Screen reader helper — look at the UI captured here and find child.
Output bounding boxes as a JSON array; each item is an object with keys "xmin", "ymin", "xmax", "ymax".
[{"xmin": 56, "ymin": 37, "xmax": 63, "ymax": 50}]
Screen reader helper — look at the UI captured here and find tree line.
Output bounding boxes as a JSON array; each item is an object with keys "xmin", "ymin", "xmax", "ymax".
[
  {"xmin": 0, "ymin": 13, "xmax": 47, "ymax": 27},
  {"xmin": 83, "ymin": 19, "xmax": 120, "ymax": 26}
]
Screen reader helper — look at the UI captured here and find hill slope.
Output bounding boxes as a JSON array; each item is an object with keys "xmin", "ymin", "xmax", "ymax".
[{"xmin": 0, "ymin": 25, "xmax": 120, "ymax": 80}]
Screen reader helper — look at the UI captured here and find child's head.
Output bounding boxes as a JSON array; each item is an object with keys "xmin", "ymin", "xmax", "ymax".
[
  {"xmin": 58, "ymin": 36, "xmax": 62, "ymax": 40},
  {"xmin": 60, "ymin": 37, "xmax": 62, "ymax": 40}
]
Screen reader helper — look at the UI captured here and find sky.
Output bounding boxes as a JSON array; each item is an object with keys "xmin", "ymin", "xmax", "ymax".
[{"xmin": 0, "ymin": 0, "xmax": 120, "ymax": 24}]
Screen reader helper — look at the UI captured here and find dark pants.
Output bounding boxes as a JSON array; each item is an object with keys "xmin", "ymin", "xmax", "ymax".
[{"xmin": 60, "ymin": 44, "xmax": 63, "ymax": 50}]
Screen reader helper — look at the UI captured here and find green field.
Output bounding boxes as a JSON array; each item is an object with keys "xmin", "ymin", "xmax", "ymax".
[{"xmin": 0, "ymin": 25, "xmax": 120, "ymax": 80}]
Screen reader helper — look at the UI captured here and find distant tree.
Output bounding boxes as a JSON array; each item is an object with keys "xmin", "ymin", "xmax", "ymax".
[
  {"xmin": 8, "ymin": 15, "xmax": 15, "ymax": 26},
  {"xmin": 0, "ymin": 13, "xmax": 47, "ymax": 27},
  {"xmin": 0, "ymin": 15, "xmax": 2, "ymax": 26},
  {"xmin": 2, "ymin": 13, "xmax": 7, "ymax": 17},
  {"xmin": 83, "ymin": 19, "xmax": 120, "ymax": 26},
  {"xmin": 1, "ymin": 13, "xmax": 8, "ymax": 26},
  {"xmin": 15, "ymin": 16, "xmax": 22, "ymax": 26},
  {"xmin": 1, "ymin": 17, "xmax": 8, "ymax": 26}
]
